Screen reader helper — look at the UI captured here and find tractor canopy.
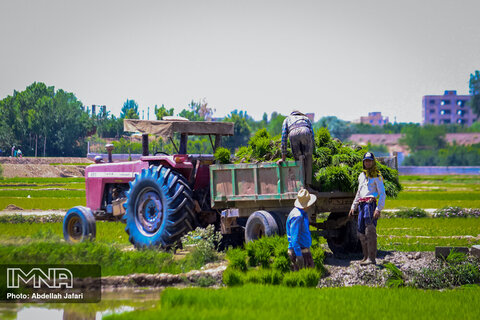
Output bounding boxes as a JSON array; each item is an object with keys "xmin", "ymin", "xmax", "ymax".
[{"xmin": 124, "ymin": 119, "xmax": 234, "ymax": 138}]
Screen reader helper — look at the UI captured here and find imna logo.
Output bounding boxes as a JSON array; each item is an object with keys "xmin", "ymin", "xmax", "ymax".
[{"xmin": 7, "ymin": 267, "xmax": 73, "ymax": 289}]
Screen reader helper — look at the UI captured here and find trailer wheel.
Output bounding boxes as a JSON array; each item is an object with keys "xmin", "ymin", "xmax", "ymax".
[
  {"xmin": 123, "ymin": 165, "xmax": 196, "ymax": 249},
  {"xmin": 325, "ymin": 212, "xmax": 361, "ymax": 255},
  {"xmin": 245, "ymin": 210, "xmax": 279, "ymax": 242},
  {"xmin": 63, "ymin": 206, "xmax": 96, "ymax": 243}
]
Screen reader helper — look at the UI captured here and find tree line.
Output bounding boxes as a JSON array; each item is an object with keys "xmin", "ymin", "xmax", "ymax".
[{"xmin": 1, "ymin": 80, "xmax": 480, "ymax": 166}]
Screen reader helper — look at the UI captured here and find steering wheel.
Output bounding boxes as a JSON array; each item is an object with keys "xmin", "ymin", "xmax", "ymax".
[{"xmin": 154, "ymin": 151, "xmax": 169, "ymax": 156}]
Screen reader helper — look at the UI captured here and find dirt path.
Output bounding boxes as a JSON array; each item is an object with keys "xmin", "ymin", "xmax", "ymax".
[{"xmin": 0, "ymin": 157, "xmax": 91, "ymax": 178}]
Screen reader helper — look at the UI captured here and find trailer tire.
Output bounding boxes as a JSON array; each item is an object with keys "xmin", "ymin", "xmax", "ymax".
[
  {"xmin": 245, "ymin": 210, "xmax": 279, "ymax": 242},
  {"xmin": 123, "ymin": 165, "xmax": 196, "ymax": 249},
  {"xmin": 63, "ymin": 206, "xmax": 96, "ymax": 243},
  {"xmin": 325, "ymin": 212, "xmax": 361, "ymax": 255}
]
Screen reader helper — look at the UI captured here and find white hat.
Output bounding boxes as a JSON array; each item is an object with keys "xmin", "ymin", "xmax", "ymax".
[{"xmin": 294, "ymin": 188, "xmax": 317, "ymax": 209}]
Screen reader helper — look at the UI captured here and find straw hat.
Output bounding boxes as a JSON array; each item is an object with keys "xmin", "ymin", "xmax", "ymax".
[{"xmin": 294, "ymin": 188, "xmax": 317, "ymax": 209}]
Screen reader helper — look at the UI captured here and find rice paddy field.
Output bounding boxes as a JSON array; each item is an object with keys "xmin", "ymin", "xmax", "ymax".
[
  {"xmin": 385, "ymin": 175, "xmax": 480, "ymax": 209},
  {"xmin": 103, "ymin": 285, "xmax": 480, "ymax": 320},
  {"xmin": 0, "ymin": 175, "xmax": 479, "ymax": 211},
  {"xmin": 0, "ymin": 174, "xmax": 479, "ymax": 319}
]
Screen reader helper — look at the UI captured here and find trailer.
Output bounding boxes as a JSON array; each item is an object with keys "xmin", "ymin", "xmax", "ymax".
[{"xmin": 210, "ymin": 161, "xmax": 361, "ymax": 254}]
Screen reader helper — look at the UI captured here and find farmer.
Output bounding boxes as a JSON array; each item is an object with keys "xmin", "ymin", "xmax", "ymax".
[
  {"xmin": 286, "ymin": 188, "xmax": 316, "ymax": 271},
  {"xmin": 277, "ymin": 110, "xmax": 315, "ymax": 187},
  {"xmin": 349, "ymin": 152, "xmax": 386, "ymax": 266}
]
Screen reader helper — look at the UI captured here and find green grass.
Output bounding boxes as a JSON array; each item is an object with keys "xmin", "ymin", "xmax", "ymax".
[
  {"xmin": 0, "ymin": 189, "xmax": 85, "ymax": 198},
  {"xmin": 0, "ymin": 241, "xmax": 180, "ymax": 276},
  {"xmin": 0, "ymin": 221, "xmax": 129, "ymax": 244},
  {"xmin": 0, "ymin": 197, "xmax": 85, "ymax": 210},
  {"xmin": 103, "ymin": 285, "xmax": 480, "ymax": 320},
  {"xmin": 0, "ymin": 177, "xmax": 85, "ymax": 183},
  {"xmin": 0, "ymin": 177, "xmax": 86, "ymax": 209},
  {"xmin": 377, "ymin": 218, "xmax": 480, "ymax": 251}
]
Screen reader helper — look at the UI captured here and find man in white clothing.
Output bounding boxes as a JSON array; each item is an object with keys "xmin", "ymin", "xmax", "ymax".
[{"xmin": 349, "ymin": 152, "xmax": 386, "ymax": 265}]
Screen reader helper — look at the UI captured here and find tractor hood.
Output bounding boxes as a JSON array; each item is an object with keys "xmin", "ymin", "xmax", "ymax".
[{"xmin": 124, "ymin": 119, "xmax": 234, "ymax": 138}]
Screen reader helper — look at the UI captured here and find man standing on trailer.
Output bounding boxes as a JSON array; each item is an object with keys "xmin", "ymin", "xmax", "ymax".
[
  {"xmin": 286, "ymin": 188, "xmax": 316, "ymax": 270},
  {"xmin": 277, "ymin": 110, "xmax": 315, "ymax": 187}
]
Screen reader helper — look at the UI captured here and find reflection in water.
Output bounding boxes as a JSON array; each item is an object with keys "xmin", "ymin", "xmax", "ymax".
[{"xmin": 0, "ymin": 288, "xmax": 162, "ymax": 320}]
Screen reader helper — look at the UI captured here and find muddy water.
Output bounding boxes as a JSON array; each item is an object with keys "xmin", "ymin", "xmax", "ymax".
[{"xmin": 0, "ymin": 288, "xmax": 163, "ymax": 320}]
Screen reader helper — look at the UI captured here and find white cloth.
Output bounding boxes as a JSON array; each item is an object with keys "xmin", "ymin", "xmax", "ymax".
[{"xmin": 351, "ymin": 172, "xmax": 386, "ymax": 211}]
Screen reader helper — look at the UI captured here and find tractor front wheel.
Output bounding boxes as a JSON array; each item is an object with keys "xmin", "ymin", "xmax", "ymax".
[
  {"xmin": 63, "ymin": 206, "xmax": 96, "ymax": 243},
  {"xmin": 123, "ymin": 165, "xmax": 197, "ymax": 249}
]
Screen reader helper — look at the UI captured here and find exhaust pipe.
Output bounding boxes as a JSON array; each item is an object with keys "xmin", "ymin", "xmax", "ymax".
[{"xmin": 105, "ymin": 144, "xmax": 114, "ymax": 163}]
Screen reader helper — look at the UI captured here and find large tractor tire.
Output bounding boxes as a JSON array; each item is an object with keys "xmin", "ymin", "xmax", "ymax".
[
  {"xmin": 245, "ymin": 210, "xmax": 279, "ymax": 242},
  {"xmin": 63, "ymin": 206, "xmax": 96, "ymax": 243},
  {"xmin": 123, "ymin": 165, "xmax": 197, "ymax": 249},
  {"xmin": 325, "ymin": 212, "xmax": 361, "ymax": 255}
]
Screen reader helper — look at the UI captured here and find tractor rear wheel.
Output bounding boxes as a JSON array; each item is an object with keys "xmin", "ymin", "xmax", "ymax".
[
  {"xmin": 123, "ymin": 165, "xmax": 197, "ymax": 249},
  {"xmin": 63, "ymin": 206, "xmax": 96, "ymax": 243}
]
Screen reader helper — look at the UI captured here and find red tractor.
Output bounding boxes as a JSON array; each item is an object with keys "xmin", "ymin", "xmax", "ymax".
[{"xmin": 63, "ymin": 119, "xmax": 234, "ymax": 249}]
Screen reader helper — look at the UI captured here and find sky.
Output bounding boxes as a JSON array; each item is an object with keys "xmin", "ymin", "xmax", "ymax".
[{"xmin": 1, "ymin": 0, "xmax": 479, "ymax": 123}]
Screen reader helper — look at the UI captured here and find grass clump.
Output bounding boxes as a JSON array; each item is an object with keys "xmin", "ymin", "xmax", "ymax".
[
  {"xmin": 214, "ymin": 147, "xmax": 231, "ymax": 164},
  {"xmin": 226, "ymin": 248, "xmax": 248, "ymax": 271},
  {"xmin": 393, "ymin": 207, "xmax": 428, "ymax": 218},
  {"xmin": 383, "ymin": 262, "xmax": 405, "ymax": 288},
  {"xmin": 411, "ymin": 250, "xmax": 480, "ymax": 289},
  {"xmin": 282, "ymin": 268, "xmax": 321, "ymax": 287},
  {"xmin": 224, "ymin": 235, "xmax": 325, "ymax": 287},
  {"xmin": 180, "ymin": 225, "xmax": 223, "ymax": 270}
]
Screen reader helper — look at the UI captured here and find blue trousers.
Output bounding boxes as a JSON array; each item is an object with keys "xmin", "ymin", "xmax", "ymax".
[{"xmin": 357, "ymin": 201, "xmax": 377, "ymax": 234}]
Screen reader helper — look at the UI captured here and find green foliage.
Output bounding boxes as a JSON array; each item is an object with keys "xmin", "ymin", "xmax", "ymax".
[
  {"xmin": 154, "ymin": 104, "xmax": 174, "ymax": 120},
  {"xmin": 0, "ymin": 82, "xmax": 93, "ymax": 156},
  {"xmin": 313, "ymin": 166, "xmax": 352, "ymax": 192},
  {"xmin": 222, "ymin": 110, "xmax": 251, "ymax": 151},
  {"xmin": 272, "ymin": 255, "xmax": 291, "ymax": 273},
  {"xmin": 393, "ymin": 207, "xmax": 428, "ymax": 218},
  {"xmin": 315, "ymin": 127, "xmax": 331, "ymax": 147},
  {"xmin": 411, "ymin": 255, "xmax": 480, "ymax": 289},
  {"xmin": 0, "ymin": 241, "xmax": 178, "ymax": 276},
  {"xmin": 403, "ymin": 143, "xmax": 480, "ymax": 166},
  {"xmin": 120, "ymin": 99, "xmax": 139, "ymax": 119},
  {"xmin": 226, "ymin": 248, "xmax": 248, "ymax": 271},
  {"xmin": 314, "ymin": 116, "xmax": 352, "ymax": 141},
  {"xmin": 311, "ymin": 246, "xmax": 326, "ymax": 272},
  {"xmin": 246, "ymin": 268, "xmax": 283, "ymax": 285},
  {"xmin": 180, "ymin": 225, "xmax": 222, "ymax": 268},
  {"xmin": 399, "ymin": 125, "xmax": 447, "ymax": 152},
  {"xmin": 383, "ymin": 262, "xmax": 405, "ymax": 288},
  {"xmin": 0, "ymin": 164, "xmax": 3, "ymax": 178},
  {"xmin": 214, "ymin": 147, "xmax": 231, "ymax": 164},
  {"xmin": 282, "ymin": 268, "xmax": 320, "ymax": 287},
  {"xmin": 222, "ymin": 267, "xmax": 245, "ymax": 286},
  {"xmin": 469, "ymin": 70, "xmax": 480, "ymax": 117}
]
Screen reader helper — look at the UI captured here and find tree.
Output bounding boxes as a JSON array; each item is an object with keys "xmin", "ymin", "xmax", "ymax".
[
  {"xmin": 399, "ymin": 125, "xmax": 447, "ymax": 152},
  {"xmin": 222, "ymin": 110, "xmax": 251, "ymax": 151},
  {"xmin": 0, "ymin": 82, "xmax": 92, "ymax": 156},
  {"xmin": 120, "ymin": 99, "xmax": 139, "ymax": 119},
  {"xmin": 314, "ymin": 116, "xmax": 352, "ymax": 141},
  {"xmin": 469, "ymin": 70, "xmax": 480, "ymax": 118},
  {"xmin": 266, "ymin": 112, "xmax": 286, "ymax": 137},
  {"xmin": 178, "ymin": 99, "xmax": 213, "ymax": 121},
  {"xmin": 155, "ymin": 104, "xmax": 174, "ymax": 120}
]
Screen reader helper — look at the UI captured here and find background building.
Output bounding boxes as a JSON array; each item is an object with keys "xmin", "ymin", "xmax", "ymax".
[
  {"xmin": 422, "ymin": 90, "xmax": 478, "ymax": 126},
  {"xmin": 359, "ymin": 112, "xmax": 389, "ymax": 126}
]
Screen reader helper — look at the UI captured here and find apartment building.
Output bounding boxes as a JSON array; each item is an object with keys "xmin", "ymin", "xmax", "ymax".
[{"xmin": 422, "ymin": 90, "xmax": 478, "ymax": 126}]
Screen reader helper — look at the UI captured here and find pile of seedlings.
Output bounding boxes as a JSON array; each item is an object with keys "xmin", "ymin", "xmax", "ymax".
[{"xmin": 215, "ymin": 128, "xmax": 402, "ymax": 197}]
